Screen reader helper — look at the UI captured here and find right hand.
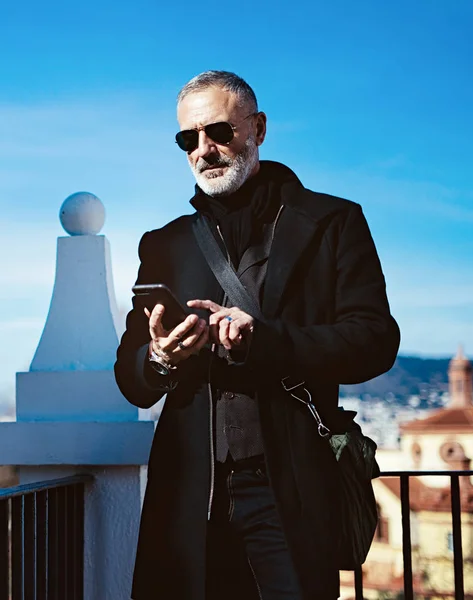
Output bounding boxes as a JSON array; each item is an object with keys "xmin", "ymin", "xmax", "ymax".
[{"xmin": 144, "ymin": 304, "xmax": 209, "ymax": 366}]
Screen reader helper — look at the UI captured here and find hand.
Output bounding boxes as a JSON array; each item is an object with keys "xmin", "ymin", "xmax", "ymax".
[
  {"xmin": 144, "ymin": 304, "xmax": 209, "ymax": 366},
  {"xmin": 187, "ymin": 300, "xmax": 254, "ymax": 351}
]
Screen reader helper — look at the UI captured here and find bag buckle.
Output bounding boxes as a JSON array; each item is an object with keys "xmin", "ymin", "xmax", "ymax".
[
  {"xmin": 281, "ymin": 376, "xmax": 306, "ymax": 393},
  {"xmin": 282, "ymin": 377, "xmax": 332, "ymax": 439}
]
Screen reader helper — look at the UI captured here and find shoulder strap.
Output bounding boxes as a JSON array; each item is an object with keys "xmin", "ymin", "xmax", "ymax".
[
  {"xmin": 192, "ymin": 215, "xmax": 264, "ymax": 321},
  {"xmin": 192, "ymin": 215, "xmax": 333, "ymax": 437}
]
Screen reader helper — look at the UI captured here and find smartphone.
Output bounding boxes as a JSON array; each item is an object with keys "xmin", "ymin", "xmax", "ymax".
[{"xmin": 132, "ymin": 284, "xmax": 190, "ymax": 330}]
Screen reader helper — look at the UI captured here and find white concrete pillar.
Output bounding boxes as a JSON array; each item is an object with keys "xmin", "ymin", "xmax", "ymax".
[{"xmin": 0, "ymin": 192, "xmax": 154, "ymax": 600}]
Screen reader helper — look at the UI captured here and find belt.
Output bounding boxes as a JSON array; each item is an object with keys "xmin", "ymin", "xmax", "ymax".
[{"xmin": 217, "ymin": 453, "xmax": 265, "ymax": 472}]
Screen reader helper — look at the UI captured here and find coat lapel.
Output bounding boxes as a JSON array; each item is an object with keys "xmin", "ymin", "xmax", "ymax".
[
  {"xmin": 262, "ymin": 183, "xmax": 341, "ymax": 318},
  {"xmin": 262, "ymin": 204, "xmax": 318, "ymax": 317}
]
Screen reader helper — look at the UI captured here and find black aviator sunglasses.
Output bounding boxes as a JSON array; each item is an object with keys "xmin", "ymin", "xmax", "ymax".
[{"xmin": 175, "ymin": 113, "xmax": 257, "ymax": 153}]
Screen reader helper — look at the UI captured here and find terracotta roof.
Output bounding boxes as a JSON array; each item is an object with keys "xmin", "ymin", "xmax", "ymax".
[
  {"xmin": 378, "ymin": 476, "xmax": 473, "ymax": 513},
  {"xmin": 400, "ymin": 407, "xmax": 473, "ymax": 432}
]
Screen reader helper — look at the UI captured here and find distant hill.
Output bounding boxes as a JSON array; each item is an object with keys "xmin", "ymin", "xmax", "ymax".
[{"xmin": 340, "ymin": 355, "xmax": 451, "ymax": 406}]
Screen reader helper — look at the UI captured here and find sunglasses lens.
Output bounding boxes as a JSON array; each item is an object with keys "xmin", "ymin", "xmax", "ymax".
[
  {"xmin": 206, "ymin": 122, "xmax": 234, "ymax": 144},
  {"xmin": 175, "ymin": 122, "xmax": 234, "ymax": 152},
  {"xmin": 175, "ymin": 130, "xmax": 199, "ymax": 152}
]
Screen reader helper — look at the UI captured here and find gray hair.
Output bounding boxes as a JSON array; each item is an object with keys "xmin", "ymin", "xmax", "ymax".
[{"xmin": 177, "ymin": 70, "xmax": 258, "ymax": 112}]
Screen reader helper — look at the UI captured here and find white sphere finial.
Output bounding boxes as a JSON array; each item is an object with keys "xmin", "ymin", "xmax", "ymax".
[{"xmin": 60, "ymin": 192, "xmax": 105, "ymax": 236}]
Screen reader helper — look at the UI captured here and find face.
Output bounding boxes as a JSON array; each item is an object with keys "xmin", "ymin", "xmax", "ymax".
[{"xmin": 177, "ymin": 87, "xmax": 266, "ymax": 197}]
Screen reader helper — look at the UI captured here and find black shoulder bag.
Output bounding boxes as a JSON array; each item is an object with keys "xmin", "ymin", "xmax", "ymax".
[{"xmin": 192, "ymin": 215, "xmax": 380, "ymax": 570}]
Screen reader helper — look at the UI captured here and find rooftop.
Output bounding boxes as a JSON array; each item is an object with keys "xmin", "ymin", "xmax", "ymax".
[{"xmin": 400, "ymin": 406, "xmax": 473, "ymax": 433}]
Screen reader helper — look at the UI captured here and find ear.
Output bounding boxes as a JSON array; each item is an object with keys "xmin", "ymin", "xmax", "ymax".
[{"xmin": 255, "ymin": 112, "xmax": 267, "ymax": 146}]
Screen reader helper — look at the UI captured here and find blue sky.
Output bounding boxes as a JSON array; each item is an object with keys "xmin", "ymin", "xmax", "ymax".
[{"xmin": 0, "ymin": 0, "xmax": 472, "ymax": 396}]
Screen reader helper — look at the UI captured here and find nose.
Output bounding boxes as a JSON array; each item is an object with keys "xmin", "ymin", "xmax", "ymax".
[{"xmin": 194, "ymin": 129, "xmax": 217, "ymax": 159}]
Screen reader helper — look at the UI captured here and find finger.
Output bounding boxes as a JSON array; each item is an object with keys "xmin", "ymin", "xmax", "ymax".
[
  {"xmin": 208, "ymin": 310, "xmax": 238, "ymax": 327},
  {"xmin": 208, "ymin": 312, "xmax": 220, "ymax": 344},
  {"xmin": 209, "ymin": 323, "xmax": 219, "ymax": 345},
  {"xmin": 144, "ymin": 307, "xmax": 151, "ymax": 318},
  {"xmin": 148, "ymin": 304, "xmax": 166, "ymax": 336},
  {"xmin": 167, "ymin": 313, "xmax": 200, "ymax": 344},
  {"xmin": 156, "ymin": 313, "xmax": 199, "ymax": 354},
  {"xmin": 173, "ymin": 324, "xmax": 209, "ymax": 359},
  {"xmin": 219, "ymin": 318, "xmax": 232, "ymax": 350},
  {"xmin": 209, "ymin": 311, "xmax": 232, "ymax": 344},
  {"xmin": 228, "ymin": 320, "xmax": 243, "ymax": 344},
  {"xmin": 187, "ymin": 299, "xmax": 223, "ymax": 313},
  {"xmin": 176, "ymin": 319, "xmax": 207, "ymax": 350},
  {"xmin": 192, "ymin": 326, "xmax": 210, "ymax": 354}
]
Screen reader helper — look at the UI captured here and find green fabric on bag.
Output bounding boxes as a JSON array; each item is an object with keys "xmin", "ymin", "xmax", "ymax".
[
  {"xmin": 330, "ymin": 423, "xmax": 380, "ymax": 570},
  {"xmin": 330, "ymin": 428, "xmax": 380, "ymax": 479}
]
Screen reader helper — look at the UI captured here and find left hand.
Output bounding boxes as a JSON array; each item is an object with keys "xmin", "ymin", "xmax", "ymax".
[{"xmin": 187, "ymin": 299, "xmax": 254, "ymax": 351}]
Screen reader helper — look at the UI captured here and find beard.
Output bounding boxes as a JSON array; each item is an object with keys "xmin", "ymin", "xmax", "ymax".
[{"xmin": 190, "ymin": 136, "xmax": 259, "ymax": 197}]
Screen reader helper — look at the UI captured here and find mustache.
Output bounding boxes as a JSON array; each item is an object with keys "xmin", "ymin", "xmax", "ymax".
[{"xmin": 195, "ymin": 154, "xmax": 232, "ymax": 173}]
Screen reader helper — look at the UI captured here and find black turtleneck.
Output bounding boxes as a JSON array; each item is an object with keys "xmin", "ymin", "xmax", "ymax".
[{"xmin": 190, "ymin": 160, "xmax": 299, "ymax": 268}]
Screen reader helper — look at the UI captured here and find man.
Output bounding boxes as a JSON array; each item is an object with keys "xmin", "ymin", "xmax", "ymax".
[{"xmin": 115, "ymin": 71, "xmax": 400, "ymax": 600}]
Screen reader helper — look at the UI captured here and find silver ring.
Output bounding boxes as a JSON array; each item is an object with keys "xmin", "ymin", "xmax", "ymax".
[
  {"xmin": 225, "ymin": 315, "xmax": 233, "ymax": 322},
  {"xmin": 178, "ymin": 340, "xmax": 187, "ymax": 351}
]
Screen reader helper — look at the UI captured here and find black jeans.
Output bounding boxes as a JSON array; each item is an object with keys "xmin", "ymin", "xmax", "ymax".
[{"xmin": 206, "ymin": 456, "xmax": 302, "ymax": 600}]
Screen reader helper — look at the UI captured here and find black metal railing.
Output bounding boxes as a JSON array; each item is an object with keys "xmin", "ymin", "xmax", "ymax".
[
  {"xmin": 352, "ymin": 470, "xmax": 473, "ymax": 600},
  {"xmin": 0, "ymin": 474, "xmax": 92, "ymax": 600},
  {"xmin": 1, "ymin": 471, "xmax": 468, "ymax": 599}
]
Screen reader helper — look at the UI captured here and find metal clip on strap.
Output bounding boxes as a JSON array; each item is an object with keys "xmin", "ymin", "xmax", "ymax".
[
  {"xmin": 281, "ymin": 377, "xmax": 332, "ymax": 439},
  {"xmin": 281, "ymin": 376, "xmax": 306, "ymax": 392}
]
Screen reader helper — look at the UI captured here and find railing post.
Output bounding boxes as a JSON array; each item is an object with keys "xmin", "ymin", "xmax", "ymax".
[
  {"xmin": 11, "ymin": 496, "xmax": 24, "ymax": 599},
  {"xmin": 400, "ymin": 474, "xmax": 413, "ymax": 600},
  {"xmin": 450, "ymin": 474, "xmax": 464, "ymax": 600},
  {"xmin": 24, "ymin": 493, "xmax": 37, "ymax": 597},
  {"xmin": 48, "ymin": 487, "xmax": 59, "ymax": 600},
  {"xmin": 354, "ymin": 566, "xmax": 363, "ymax": 600},
  {"xmin": 0, "ymin": 500, "xmax": 9, "ymax": 599},
  {"xmin": 36, "ymin": 490, "xmax": 48, "ymax": 600}
]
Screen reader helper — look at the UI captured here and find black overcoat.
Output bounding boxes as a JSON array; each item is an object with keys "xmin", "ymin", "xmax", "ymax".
[{"xmin": 115, "ymin": 169, "xmax": 400, "ymax": 600}]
